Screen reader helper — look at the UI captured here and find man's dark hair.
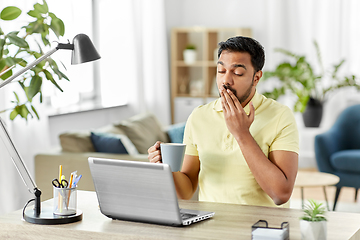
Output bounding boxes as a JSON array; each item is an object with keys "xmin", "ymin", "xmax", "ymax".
[{"xmin": 218, "ymin": 36, "xmax": 265, "ymax": 72}]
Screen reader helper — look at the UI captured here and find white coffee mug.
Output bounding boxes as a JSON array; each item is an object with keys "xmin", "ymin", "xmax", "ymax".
[{"xmin": 160, "ymin": 143, "xmax": 186, "ymax": 172}]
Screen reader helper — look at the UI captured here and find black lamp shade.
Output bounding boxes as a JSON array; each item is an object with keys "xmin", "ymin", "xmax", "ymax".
[{"xmin": 71, "ymin": 34, "xmax": 101, "ymax": 65}]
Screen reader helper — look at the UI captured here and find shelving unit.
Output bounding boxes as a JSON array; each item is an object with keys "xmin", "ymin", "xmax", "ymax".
[{"xmin": 170, "ymin": 27, "xmax": 252, "ymax": 123}]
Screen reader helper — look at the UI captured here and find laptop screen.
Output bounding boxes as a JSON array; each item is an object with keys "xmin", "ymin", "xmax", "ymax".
[{"xmin": 88, "ymin": 157, "xmax": 182, "ymax": 225}]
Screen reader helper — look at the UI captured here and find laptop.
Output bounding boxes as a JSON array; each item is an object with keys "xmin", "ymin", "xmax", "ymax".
[{"xmin": 88, "ymin": 157, "xmax": 215, "ymax": 226}]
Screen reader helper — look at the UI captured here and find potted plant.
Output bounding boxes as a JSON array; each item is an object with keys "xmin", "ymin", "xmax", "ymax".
[
  {"xmin": 299, "ymin": 199, "xmax": 327, "ymax": 240},
  {"xmin": 0, "ymin": 0, "xmax": 67, "ymax": 121},
  {"xmin": 261, "ymin": 41, "xmax": 360, "ymax": 127},
  {"xmin": 183, "ymin": 43, "xmax": 197, "ymax": 64}
]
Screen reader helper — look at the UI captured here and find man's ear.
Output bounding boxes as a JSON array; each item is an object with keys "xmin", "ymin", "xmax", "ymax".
[{"xmin": 253, "ymin": 70, "xmax": 262, "ymax": 86}]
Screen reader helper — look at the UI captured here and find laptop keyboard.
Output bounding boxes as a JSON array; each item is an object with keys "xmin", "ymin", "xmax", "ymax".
[{"xmin": 180, "ymin": 212, "xmax": 198, "ymax": 220}]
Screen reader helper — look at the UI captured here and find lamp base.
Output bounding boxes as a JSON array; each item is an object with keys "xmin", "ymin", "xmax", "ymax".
[{"xmin": 23, "ymin": 206, "xmax": 82, "ymax": 225}]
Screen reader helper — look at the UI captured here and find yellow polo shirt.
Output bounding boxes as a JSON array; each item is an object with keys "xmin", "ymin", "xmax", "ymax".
[{"xmin": 183, "ymin": 91, "xmax": 299, "ymax": 207}]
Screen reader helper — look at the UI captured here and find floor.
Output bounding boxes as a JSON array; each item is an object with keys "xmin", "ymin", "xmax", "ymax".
[{"xmin": 290, "ymin": 169, "xmax": 360, "ymax": 213}]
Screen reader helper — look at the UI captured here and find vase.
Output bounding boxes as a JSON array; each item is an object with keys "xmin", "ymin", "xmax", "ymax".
[
  {"xmin": 183, "ymin": 49, "xmax": 197, "ymax": 64},
  {"xmin": 302, "ymin": 98, "xmax": 323, "ymax": 127},
  {"xmin": 300, "ymin": 220, "xmax": 327, "ymax": 240}
]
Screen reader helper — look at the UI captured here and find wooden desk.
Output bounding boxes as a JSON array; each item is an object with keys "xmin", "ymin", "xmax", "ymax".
[
  {"xmin": 0, "ymin": 191, "xmax": 359, "ymax": 239},
  {"xmin": 295, "ymin": 171, "xmax": 340, "ymax": 210}
]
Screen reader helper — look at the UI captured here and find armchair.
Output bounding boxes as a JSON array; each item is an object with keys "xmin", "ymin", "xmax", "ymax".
[{"xmin": 314, "ymin": 104, "xmax": 360, "ymax": 210}]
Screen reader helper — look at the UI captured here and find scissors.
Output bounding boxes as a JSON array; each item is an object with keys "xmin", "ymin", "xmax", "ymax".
[{"xmin": 52, "ymin": 178, "xmax": 69, "ymax": 188}]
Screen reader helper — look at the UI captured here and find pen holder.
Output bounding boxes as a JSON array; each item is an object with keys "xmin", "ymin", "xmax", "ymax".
[{"xmin": 53, "ymin": 186, "xmax": 77, "ymax": 216}]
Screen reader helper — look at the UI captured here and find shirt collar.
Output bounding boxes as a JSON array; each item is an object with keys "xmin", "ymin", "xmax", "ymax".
[{"xmin": 213, "ymin": 90, "xmax": 262, "ymax": 114}]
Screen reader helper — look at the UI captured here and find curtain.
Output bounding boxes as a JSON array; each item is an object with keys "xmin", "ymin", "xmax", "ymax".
[
  {"xmin": 131, "ymin": 0, "xmax": 171, "ymax": 126},
  {"xmin": 96, "ymin": 0, "xmax": 171, "ymax": 126},
  {"xmin": 262, "ymin": 0, "xmax": 360, "ymax": 128}
]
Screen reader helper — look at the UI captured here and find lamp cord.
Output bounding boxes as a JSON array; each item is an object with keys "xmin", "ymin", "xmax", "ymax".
[{"xmin": 22, "ymin": 198, "xmax": 35, "ymax": 219}]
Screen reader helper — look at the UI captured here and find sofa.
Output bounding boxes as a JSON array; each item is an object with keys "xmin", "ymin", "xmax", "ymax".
[{"xmin": 35, "ymin": 112, "xmax": 186, "ymax": 200}]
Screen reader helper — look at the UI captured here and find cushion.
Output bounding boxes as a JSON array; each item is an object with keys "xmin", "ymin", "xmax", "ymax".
[
  {"xmin": 59, "ymin": 124, "xmax": 126, "ymax": 153},
  {"xmin": 90, "ymin": 132, "xmax": 139, "ymax": 155},
  {"xmin": 114, "ymin": 113, "xmax": 169, "ymax": 154},
  {"xmin": 330, "ymin": 150, "xmax": 360, "ymax": 174},
  {"xmin": 59, "ymin": 131, "xmax": 95, "ymax": 152},
  {"xmin": 166, "ymin": 122, "xmax": 186, "ymax": 143}
]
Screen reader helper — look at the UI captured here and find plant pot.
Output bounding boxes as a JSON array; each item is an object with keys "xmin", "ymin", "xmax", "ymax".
[
  {"xmin": 183, "ymin": 49, "xmax": 197, "ymax": 64},
  {"xmin": 302, "ymin": 98, "xmax": 323, "ymax": 127},
  {"xmin": 300, "ymin": 220, "xmax": 327, "ymax": 240}
]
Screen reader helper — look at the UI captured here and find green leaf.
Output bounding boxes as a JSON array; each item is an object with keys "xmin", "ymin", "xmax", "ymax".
[
  {"xmin": 275, "ymin": 48, "xmax": 301, "ymax": 60},
  {"xmin": 5, "ymin": 57, "xmax": 17, "ymax": 66},
  {"xmin": 0, "ymin": 38, "xmax": 5, "ymax": 56},
  {"xmin": 0, "ymin": 7, "xmax": 22, "ymax": 21},
  {"xmin": 25, "ymin": 20, "xmax": 45, "ymax": 34},
  {"xmin": 300, "ymin": 199, "xmax": 327, "ymax": 222},
  {"xmin": 41, "ymin": 29, "xmax": 50, "ymax": 46},
  {"xmin": 0, "ymin": 68, "xmax": 12, "ymax": 80},
  {"xmin": 13, "ymin": 91, "xmax": 20, "ymax": 103},
  {"xmin": 49, "ymin": 13, "xmax": 65, "ymax": 37},
  {"xmin": 9, "ymin": 109, "xmax": 18, "ymax": 120},
  {"xmin": 6, "ymin": 32, "xmax": 29, "ymax": 48},
  {"xmin": 18, "ymin": 105, "xmax": 30, "ymax": 120},
  {"xmin": 28, "ymin": 75, "xmax": 42, "ymax": 100},
  {"xmin": 31, "ymin": 105, "xmax": 40, "ymax": 120},
  {"xmin": 332, "ymin": 59, "xmax": 345, "ymax": 79},
  {"xmin": 43, "ymin": 69, "xmax": 54, "ymax": 81},
  {"xmin": 44, "ymin": 68, "xmax": 63, "ymax": 92},
  {"xmin": 57, "ymin": 69, "xmax": 69, "ymax": 81},
  {"xmin": 34, "ymin": 2, "xmax": 48, "ymax": 14},
  {"xmin": 27, "ymin": 9, "xmax": 42, "ymax": 19},
  {"xmin": 0, "ymin": 58, "xmax": 6, "ymax": 72}
]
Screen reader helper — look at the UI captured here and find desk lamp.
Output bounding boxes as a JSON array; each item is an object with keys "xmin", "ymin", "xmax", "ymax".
[{"xmin": 0, "ymin": 33, "xmax": 100, "ymax": 224}]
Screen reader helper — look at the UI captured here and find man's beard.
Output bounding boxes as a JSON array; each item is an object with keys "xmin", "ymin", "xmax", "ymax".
[{"xmin": 221, "ymin": 78, "xmax": 254, "ymax": 104}]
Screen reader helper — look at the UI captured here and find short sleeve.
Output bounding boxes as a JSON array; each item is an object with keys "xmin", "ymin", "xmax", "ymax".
[
  {"xmin": 270, "ymin": 107, "xmax": 299, "ymax": 154},
  {"xmin": 183, "ymin": 111, "xmax": 199, "ymax": 156}
]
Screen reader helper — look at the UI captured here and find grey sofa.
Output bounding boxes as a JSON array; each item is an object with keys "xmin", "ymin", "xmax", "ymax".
[{"xmin": 35, "ymin": 113, "xmax": 186, "ymax": 200}]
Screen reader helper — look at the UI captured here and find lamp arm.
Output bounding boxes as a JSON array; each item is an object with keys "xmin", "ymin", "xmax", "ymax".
[
  {"xmin": 0, "ymin": 47, "xmax": 58, "ymax": 90},
  {"xmin": 0, "ymin": 117, "xmax": 37, "ymax": 193}
]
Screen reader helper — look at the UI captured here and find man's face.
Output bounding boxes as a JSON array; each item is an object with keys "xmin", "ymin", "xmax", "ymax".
[{"xmin": 216, "ymin": 50, "xmax": 262, "ymax": 106}]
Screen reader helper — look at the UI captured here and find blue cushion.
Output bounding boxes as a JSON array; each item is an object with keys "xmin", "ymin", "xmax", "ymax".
[
  {"xmin": 330, "ymin": 150, "xmax": 360, "ymax": 174},
  {"xmin": 167, "ymin": 122, "xmax": 186, "ymax": 143},
  {"xmin": 90, "ymin": 132, "xmax": 128, "ymax": 154}
]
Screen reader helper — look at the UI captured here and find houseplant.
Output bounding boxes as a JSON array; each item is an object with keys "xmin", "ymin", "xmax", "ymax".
[
  {"xmin": 262, "ymin": 41, "xmax": 359, "ymax": 127},
  {"xmin": 183, "ymin": 43, "xmax": 197, "ymax": 64},
  {"xmin": 299, "ymin": 199, "xmax": 327, "ymax": 240},
  {"xmin": 0, "ymin": 0, "xmax": 67, "ymax": 121}
]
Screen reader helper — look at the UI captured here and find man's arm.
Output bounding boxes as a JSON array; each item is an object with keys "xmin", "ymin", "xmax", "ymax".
[
  {"xmin": 237, "ymin": 135, "xmax": 298, "ymax": 205},
  {"xmin": 173, "ymin": 154, "xmax": 200, "ymax": 200},
  {"xmin": 148, "ymin": 142, "xmax": 200, "ymax": 200},
  {"xmin": 221, "ymin": 88, "xmax": 298, "ymax": 205}
]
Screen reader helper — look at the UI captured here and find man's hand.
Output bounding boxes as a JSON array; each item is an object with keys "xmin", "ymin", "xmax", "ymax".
[
  {"xmin": 220, "ymin": 87, "xmax": 255, "ymax": 140},
  {"xmin": 147, "ymin": 141, "xmax": 162, "ymax": 163}
]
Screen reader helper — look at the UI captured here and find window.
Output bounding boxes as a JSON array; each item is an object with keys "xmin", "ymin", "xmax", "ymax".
[
  {"xmin": 45, "ymin": 0, "xmax": 131, "ymax": 114},
  {"xmin": 44, "ymin": 0, "xmax": 95, "ymax": 111}
]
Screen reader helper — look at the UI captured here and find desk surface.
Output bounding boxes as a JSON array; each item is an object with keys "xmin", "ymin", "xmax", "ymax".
[{"xmin": 0, "ymin": 191, "xmax": 360, "ymax": 240}]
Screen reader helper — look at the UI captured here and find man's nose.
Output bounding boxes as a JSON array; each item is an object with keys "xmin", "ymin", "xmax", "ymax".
[{"xmin": 222, "ymin": 72, "xmax": 233, "ymax": 86}]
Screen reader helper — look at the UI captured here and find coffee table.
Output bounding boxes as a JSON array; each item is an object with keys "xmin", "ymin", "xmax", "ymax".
[{"xmin": 294, "ymin": 171, "xmax": 340, "ymax": 211}]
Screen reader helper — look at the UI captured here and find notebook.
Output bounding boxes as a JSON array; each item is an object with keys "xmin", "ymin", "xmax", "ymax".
[{"xmin": 88, "ymin": 157, "xmax": 215, "ymax": 226}]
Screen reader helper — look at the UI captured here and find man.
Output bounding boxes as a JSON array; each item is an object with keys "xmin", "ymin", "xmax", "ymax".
[{"xmin": 148, "ymin": 36, "xmax": 299, "ymax": 207}]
